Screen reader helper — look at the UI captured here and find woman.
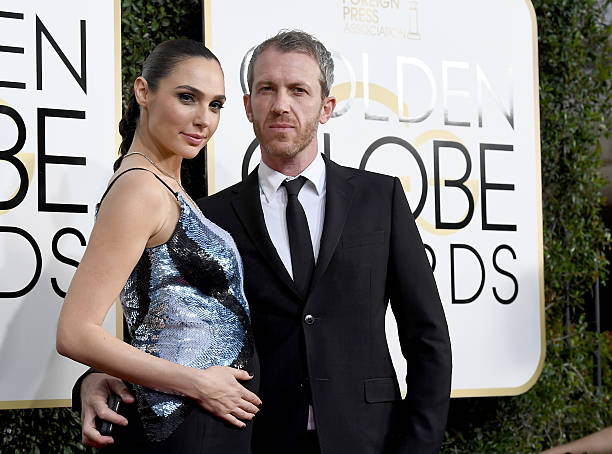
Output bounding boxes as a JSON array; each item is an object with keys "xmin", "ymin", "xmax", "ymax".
[{"xmin": 56, "ymin": 40, "xmax": 260, "ymax": 453}]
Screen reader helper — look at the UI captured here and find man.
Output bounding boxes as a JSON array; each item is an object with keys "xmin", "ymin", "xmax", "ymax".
[{"xmin": 75, "ymin": 30, "xmax": 452, "ymax": 453}]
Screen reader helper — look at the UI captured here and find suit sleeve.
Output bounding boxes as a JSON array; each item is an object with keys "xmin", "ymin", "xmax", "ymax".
[
  {"xmin": 71, "ymin": 368, "xmax": 100, "ymax": 413},
  {"xmin": 387, "ymin": 177, "xmax": 452, "ymax": 454}
]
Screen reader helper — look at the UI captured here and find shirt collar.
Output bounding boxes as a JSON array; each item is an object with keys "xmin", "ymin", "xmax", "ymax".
[{"xmin": 258, "ymin": 153, "xmax": 326, "ymax": 202}]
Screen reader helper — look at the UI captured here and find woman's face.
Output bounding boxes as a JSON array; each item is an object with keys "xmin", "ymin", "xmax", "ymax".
[{"xmin": 139, "ymin": 57, "xmax": 225, "ymax": 159}]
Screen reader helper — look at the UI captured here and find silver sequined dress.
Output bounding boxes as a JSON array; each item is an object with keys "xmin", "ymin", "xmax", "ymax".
[{"xmin": 106, "ymin": 170, "xmax": 254, "ymax": 442}]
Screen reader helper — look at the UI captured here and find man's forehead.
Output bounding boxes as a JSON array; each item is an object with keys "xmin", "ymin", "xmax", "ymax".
[{"xmin": 252, "ymin": 48, "xmax": 320, "ymax": 79}]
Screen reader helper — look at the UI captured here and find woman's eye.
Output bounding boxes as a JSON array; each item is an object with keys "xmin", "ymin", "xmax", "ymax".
[
  {"xmin": 210, "ymin": 101, "xmax": 224, "ymax": 111},
  {"xmin": 179, "ymin": 93, "xmax": 195, "ymax": 103}
]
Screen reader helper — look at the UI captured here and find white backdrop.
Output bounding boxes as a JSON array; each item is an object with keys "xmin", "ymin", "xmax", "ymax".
[
  {"xmin": 0, "ymin": 0, "xmax": 120, "ymax": 407},
  {"xmin": 205, "ymin": 0, "xmax": 544, "ymax": 396}
]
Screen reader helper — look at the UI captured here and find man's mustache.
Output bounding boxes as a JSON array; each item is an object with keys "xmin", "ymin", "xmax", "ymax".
[{"xmin": 265, "ymin": 114, "xmax": 297, "ymax": 126}]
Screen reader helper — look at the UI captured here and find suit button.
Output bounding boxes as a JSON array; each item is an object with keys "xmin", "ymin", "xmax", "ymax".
[{"xmin": 304, "ymin": 314, "xmax": 315, "ymax": 325}]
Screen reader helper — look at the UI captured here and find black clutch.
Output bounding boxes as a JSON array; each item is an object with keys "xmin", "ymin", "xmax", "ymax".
[{"xmin": 96, "ymin": 393, "xmax": 122, "ymax": 436}]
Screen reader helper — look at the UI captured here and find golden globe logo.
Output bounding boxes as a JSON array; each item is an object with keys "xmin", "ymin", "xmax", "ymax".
[
  {"xmin": 209, "ymin": 0, "xmax": 544, "ymax": 395},
  {"xmin": 0, "ymin": 1, "xmax": 118, "ymax": 407},
  {"xmin": 1, "ymin": 10, "xmax": 88, "ymax": 299}
]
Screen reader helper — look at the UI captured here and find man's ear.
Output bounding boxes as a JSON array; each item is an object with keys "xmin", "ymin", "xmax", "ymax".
[
  {"xmin": 243, "ymin": 94, "xmax": 253, "ymax": 122},
  {"xmin": 319, "ymin": 96, "xmax": 336, "ymax": 124},
  {"xmin": 133, "ymin": 76, "xmax": 149, "ymax": 107}
]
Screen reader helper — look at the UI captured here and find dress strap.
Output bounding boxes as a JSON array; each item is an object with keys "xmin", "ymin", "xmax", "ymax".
[{"xmin": 98, "ymin": 167, "xmax": 179, "ymax": 206}]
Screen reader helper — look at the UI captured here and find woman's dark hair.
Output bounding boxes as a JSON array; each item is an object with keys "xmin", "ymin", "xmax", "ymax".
[{"xmin": 114, "ymin": 39, "xmax": 221, "ymax": 171}]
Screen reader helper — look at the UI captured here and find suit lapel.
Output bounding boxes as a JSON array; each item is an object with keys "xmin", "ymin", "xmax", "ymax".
[
  {"xmin": 231, "ymin": 168, "xmax": 302, "ymax": 299},
  {"xmin": 310, "ymin": 156, "xmax": 355, "ymax": 291}
]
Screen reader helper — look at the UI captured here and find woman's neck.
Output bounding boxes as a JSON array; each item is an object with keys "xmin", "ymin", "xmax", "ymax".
[{"xmin": 128, "ymin": 134, "xmax": 182, "ymax": 181}]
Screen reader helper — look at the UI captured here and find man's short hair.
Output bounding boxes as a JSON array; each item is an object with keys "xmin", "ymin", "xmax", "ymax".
[{"xmin": 247, "ymin": 29, "xmax": 334, "ymax": 99}]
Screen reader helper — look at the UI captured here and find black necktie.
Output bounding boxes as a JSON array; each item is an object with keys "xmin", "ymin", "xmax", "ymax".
[{"xmin": 282, "ymin": 176, "xmax": 315, "ymax": 298}]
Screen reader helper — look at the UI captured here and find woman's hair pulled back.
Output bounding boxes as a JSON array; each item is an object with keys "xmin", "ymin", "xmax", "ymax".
[{"xmin": 114, "ymin": 39, "xmax": 220, "ymax": 171}]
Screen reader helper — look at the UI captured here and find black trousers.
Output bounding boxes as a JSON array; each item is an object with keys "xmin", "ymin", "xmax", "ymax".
[
  {"xmin": 102, "ymin": 355, "xmax": 259, "ymax": 454},
  {"xmin": 100, "ymin": 404, "xmax": 254, "ymax": 454},
  {"xmin": 305, "ymin": 430, "xmax": 321, "ymax": 454}
]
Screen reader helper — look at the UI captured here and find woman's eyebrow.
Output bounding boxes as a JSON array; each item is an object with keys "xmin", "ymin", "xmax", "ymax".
[
  {"xmin": 175, "ymin": 85, "xmax": 225, "ymax": 101},
  {"xmin": 175, "ymin": 84, "xmax": 203, "ymax": 96}
]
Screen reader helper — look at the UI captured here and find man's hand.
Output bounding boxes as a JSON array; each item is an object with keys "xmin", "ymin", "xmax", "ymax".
[
  {"xmin": 80, "ymin": 373, "xmax": 134, "ymax": 448},
  {"xmin": 190, "ymin": 366, "xmax": 261, "ymax": 428}
]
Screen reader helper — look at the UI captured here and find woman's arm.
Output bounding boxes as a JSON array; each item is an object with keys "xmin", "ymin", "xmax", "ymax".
[
  {"xmin": 540, "ymin": 426, "xmax": 612, "ymax": 454},
  {"xmin": 57, "ymin": 172, "xmax": 260, "ymax": 428}
]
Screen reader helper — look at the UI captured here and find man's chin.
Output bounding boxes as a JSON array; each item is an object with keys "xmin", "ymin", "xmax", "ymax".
[{"xmin": 262, "ymin": 145, "xmax": 301, "ymax": 160}]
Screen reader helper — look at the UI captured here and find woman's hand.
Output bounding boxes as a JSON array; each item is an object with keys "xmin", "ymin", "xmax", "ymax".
[{"xmin": 188, "ymin": 366, "xmax": 261, "ymax": 428}]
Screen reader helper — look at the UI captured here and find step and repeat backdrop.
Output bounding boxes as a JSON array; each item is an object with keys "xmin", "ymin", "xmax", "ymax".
[
  {"xmin": 0, "ymin": 1, "xmax": 120, "ymax": 408},
  {"xmin": 205, "ymin": 0, "xmax": 544, "ymax": 396},
  {"xmin": 0, "ymin": 0, "xmax": 542, "ymax": 407}
]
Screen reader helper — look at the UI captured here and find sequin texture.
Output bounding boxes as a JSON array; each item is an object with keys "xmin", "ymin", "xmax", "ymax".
[{"xmin": 120, "ymin": 194, "xmax": 254, "ymax": 441}]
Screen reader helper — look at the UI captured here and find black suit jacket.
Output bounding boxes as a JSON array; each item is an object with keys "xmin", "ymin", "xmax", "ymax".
[{"xmin": 197, "ymin": 156, "xmax": 452, "ymax": 454}]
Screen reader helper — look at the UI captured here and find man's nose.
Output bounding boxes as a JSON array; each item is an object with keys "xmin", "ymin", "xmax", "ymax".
[{"xmin": 271, "ymin": 91, "xmax": 290, "ymax": 114}]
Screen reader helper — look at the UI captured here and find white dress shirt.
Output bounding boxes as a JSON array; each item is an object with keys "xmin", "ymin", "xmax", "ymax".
[
  {"xmin": 258, "ymin": 153, "xmax": 326, "ymax": 278},
  {"xmin": 257, "ymin": 152, "xmax": 326, "ymax": 430}
]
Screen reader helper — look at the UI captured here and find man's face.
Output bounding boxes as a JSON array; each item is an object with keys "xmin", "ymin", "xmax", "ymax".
[{"xmin": 244, "ymin": 47, "xmax": 334, "ymax": 163}]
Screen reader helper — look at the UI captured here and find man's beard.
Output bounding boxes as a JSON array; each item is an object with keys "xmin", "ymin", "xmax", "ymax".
[{"xmin": 255, "ymin": 114, "xmax": 319, "ymax": 160}]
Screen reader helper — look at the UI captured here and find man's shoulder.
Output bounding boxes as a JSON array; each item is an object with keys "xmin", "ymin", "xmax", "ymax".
[
  {"xmin": 197, "ymin": 181, "xmax": 244, "ymax": 206},
  {"xmin": 328, "ymin": 158, "xmax": 396, "ymax": 188}
]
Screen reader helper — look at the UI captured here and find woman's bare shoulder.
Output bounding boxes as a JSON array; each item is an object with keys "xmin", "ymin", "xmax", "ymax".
[
  {"xmin": 94, "ymin": 167, "xmax": 179, "ymax": 238},
  {"xmin": 102, "ymin": 167, "xmax": 176, "ymax": 210}
]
